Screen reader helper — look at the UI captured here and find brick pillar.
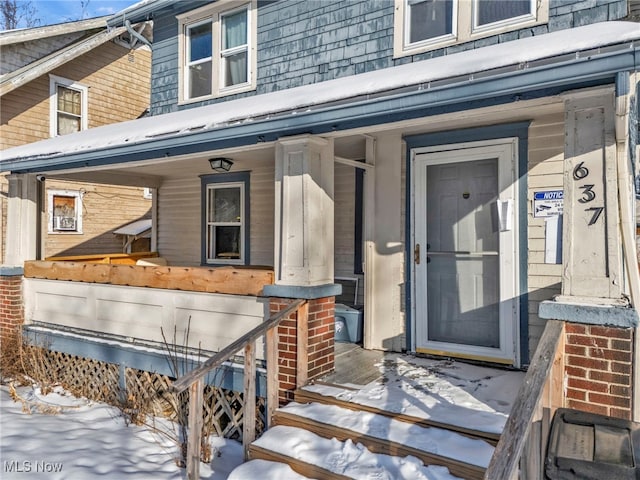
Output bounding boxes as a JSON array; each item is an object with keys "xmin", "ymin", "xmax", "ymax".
[
  {"xmin": 564, "ymin": 322, "xmax": 633, "ymax": 420},
  {"xmin": 270, "ymin": 296, "xmax": 335, "ymax": 405},
  {"xmin": 0, "ymin": 271, "xmax": 24, "ymax": 343}
]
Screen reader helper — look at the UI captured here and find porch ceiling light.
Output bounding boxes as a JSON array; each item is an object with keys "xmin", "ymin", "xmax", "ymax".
[{"xmin": 209, "ymin": 157, "xmax": 233, "ymax": 172}]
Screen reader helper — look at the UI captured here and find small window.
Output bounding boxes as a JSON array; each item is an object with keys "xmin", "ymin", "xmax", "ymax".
[
  {"xmin": 395, "ymin": 0, "xmax": 547, "ymax": 57},
  {"xmin": 201, "ymin": 172, "xmax": 250, "ymax": 265},
  {"xmin": 49, "ymin": 75, "xmax": 88, "ymax": 137},
  {"xmin": 179, "ymin": 1, "xmax": 256, "ymax": 102},
  {"xmin": 48, "ymin": 190, "xmax": 83, "ymax": 234}
]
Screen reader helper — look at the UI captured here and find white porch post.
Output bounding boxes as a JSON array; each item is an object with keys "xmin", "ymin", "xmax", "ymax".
[
  {"xmin": 559, "ymin": 87, "xmax": 624, "ymax": 302},
  {"xmin": 274, "ymin": 135, "xmax": 334, "ymax": 286},
  {"xmin": 5, "ymin": 173, "xmax": 39, "ymax": 265},
  {"xmin": 363, "ymin": 133, "xmax": 404, "ymax": 351}
]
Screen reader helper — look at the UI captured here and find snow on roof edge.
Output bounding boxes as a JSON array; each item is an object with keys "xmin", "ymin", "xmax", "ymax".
[{"xmin": 2, "ymin": 21, "xmax": 639, "ymax": 166}]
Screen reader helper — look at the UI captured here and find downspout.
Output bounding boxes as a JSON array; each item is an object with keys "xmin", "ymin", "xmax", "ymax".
[{"xmin": 616, "ymin": 72, "xmax": 640, "ymax": 422}]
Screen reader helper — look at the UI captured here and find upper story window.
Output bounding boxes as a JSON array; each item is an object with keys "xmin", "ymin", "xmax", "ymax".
[
  {"xmin": 395, "ymin": 0, "xmax": 548, "ymax": 58},
  {"xmin": 49, "ymin": 75, "xmax": 88, "ymax": 137},
  {"xmin": 179, "ymin": 1, "xmax": 256, "ymax": 103}
]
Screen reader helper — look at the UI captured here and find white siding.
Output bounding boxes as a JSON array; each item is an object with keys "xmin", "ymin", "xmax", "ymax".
[
  {"xmin": 527, "ymin": 112, "xmax": 565, "ymax": 356},
  {"xmin": 156, "ymin": 160, "xmax": 276, "ymax": 267}
]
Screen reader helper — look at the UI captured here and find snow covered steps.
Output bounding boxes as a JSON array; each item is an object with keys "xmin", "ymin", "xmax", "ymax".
[
  {"xmin": 295, "ymin": 385, "xmax": 502, "ymax": 446},
  {"xmin": 245, "ymin": 400, "xmax": 494, "ymax": 480}
]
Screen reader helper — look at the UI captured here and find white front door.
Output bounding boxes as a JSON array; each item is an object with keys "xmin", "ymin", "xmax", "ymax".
[{"xmin": 412, "ymin": 139, "xmax": 519, "ymax": 365}]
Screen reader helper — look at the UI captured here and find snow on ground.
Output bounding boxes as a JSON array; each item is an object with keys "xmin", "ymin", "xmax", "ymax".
[
  {"xmin": 307, "ymin": 353, "xmax": 525, "ymax": 435},
  {"xmin": 0, "ymin": 354, "xmax": 524, "ymax": 479},
  {"xmin": 0, "ymin": 385, "xmax": 243, "ymax": 479}
]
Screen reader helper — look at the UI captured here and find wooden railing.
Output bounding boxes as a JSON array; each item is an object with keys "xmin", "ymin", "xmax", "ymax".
[
  {"xmin": 172, "ymin": 298, "xmax": 308, "ymax": 480},
  {"xmin": 484, "ymin": 320, "xmax": 565, "ymax": 480}
]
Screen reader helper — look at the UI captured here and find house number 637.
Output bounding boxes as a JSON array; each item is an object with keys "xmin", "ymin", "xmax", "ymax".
[{"xmin": 573, "ymin": 161, "xmax": 604, "ymax": 226}]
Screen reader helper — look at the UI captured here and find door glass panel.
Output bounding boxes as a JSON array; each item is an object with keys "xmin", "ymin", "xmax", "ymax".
[{"xmin": 426, "ymin": 158, "xmax": 500, "ymax": 347}]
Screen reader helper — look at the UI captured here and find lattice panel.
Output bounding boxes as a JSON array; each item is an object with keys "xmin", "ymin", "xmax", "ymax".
[
  {"xmin": 23, "ymin": 348, "xmax": 120, "ymax": 403},
  {"xmin": 21, "ymin": 348, "xmax": 265, "ymax": 441}
]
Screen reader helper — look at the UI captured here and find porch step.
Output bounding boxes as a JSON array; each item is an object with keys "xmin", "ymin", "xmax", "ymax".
[
  {"xmin": 228, "ymin": 459, "xmax": 313, "ymax": 480},
  {"xmin": 248, "ymin": 425, "xmax": 467, "ymax": 479},
  {"xmin": 294, "ymin": 384, "xmax": 502, "ymax": 445},
  {"xmin": 272, "ymin": 401, "xmax": 492, "ymax": 480}
]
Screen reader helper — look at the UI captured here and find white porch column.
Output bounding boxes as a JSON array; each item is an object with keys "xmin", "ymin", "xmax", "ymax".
[
  {"xmin": 274, "ymin": 135, "xmax": 334, "ymax": 286},
  {"xmin": 560, "ymin": 87, "xmax": 624, "ymax": 302},
  {"xmin": 5, "ymin": 173, "xmax": 39, "ymax": 265},
  {"xmin": 363, "ymin": 133, "xmax": 405, "ymax": 351}
]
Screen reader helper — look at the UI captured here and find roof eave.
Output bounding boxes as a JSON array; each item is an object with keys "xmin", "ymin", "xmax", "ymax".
[{"xmin": 4, "ymin": 44, "xmax": 637, "ymax": 175}]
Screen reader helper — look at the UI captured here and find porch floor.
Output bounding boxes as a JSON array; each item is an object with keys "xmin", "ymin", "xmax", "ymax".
[{"xmin": 314, "ymin": 344, "xmax": 526, "ymax": 435}]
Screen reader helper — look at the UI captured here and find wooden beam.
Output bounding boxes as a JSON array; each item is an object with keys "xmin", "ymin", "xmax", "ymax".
[
  {"xmin": 24, "ymin": 261, "xmax": 274, "ymax": 297},
  {"xmin": 1, "ymin": 27, "xmax": 127, "ymax": 96},
  {"xmin": 243, "ymin": 342, "xmax": 257, "ymax": 460},
  {"xmin": 186, "ymin": 378, "xmax": 203, "ymax": 480},
  {"xmin": 265, "ymin": 326, "xmax": 278, "ymax": 427},
  {"xmin": 0, "ymin": 17, "xmax": 108, "ymax": 46},
  {"xmin": 172, "ymin": 299, "xmax": 305, "ymax": 392},
  {"xmin": 249, "ymin": 445, "xmax": 353, "ymax": 480},
  {"xmin": 296, "ymin": 301, "xmax": 309, "ymax": 388}
]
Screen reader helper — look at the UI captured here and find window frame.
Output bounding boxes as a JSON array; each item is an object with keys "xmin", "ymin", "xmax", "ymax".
[
  {"xmin": 178, "ymin": 1, "xmax": 256, "ymax": 104},
  {"xmin": 47, "ymin": 189, "xmax": 83, "ymax": 234},
  {"xmin": 49, "ymin": 75, "xmax": 88, "ymax": 137},
  {"xmin": 200, "ymin": 171, "xmax": 250, "ymax": 266},
  {"xmin": 394, "ymin": 0, "xmax": 547, "ymax": 58}
]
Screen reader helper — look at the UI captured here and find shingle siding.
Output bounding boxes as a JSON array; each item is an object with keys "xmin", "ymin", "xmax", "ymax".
[{"xmin": 148, "ymin": 0, "xmax": 630, "ymax": 115}]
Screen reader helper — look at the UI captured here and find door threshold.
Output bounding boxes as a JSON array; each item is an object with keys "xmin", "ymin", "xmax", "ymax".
[{"xmin": 415, "ymin": 347, "xmax": 514, "ymax": 366}]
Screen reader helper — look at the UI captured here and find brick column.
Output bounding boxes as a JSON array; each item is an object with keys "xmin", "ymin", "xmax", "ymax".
[
  {"xmin": 270, "ymin": 296, "xmax": 335, "ymax": 405},
  {"xmin": 0, "ymin": 268, "xmax": 24, "ymax": 343},
  {"xmin": 564, "ymin": 323, "xmax": 633, "ymax": 420}
]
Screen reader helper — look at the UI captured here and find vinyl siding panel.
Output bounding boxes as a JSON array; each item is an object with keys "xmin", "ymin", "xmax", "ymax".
[
  {"xmin": 526, "ymin": 111, "xmax": 565, "ymax": 357},
  {"xmin": 157, "ymin": 161, "xmax": 276, "ymax": 267}
]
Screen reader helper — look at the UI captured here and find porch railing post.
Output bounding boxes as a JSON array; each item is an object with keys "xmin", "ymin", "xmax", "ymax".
[
  {"xmin": 243, "ymin": 342, "xmax": 257, "ymax": 460},
  {"xmin": 265, "ymin": 327, "xmax": 278, "ymax": 427},
  {"xmin": 296, "ymin": 301, "xmax": 309, "ymax": 388},
  {"xmin": 186, "ymin": 378, "xmax": 203, "ymax": 480}
]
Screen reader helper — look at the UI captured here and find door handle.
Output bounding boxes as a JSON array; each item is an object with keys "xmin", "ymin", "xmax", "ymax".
[{"xmin": 414, "ymin": 244, "xmax": 420, "ymax": 264}]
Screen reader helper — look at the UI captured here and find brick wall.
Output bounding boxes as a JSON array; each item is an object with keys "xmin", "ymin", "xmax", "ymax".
[
  {"xmin": 0, "ymin": 274, "xmax": 23, "ymax": 342},
  {"xmin": 564, "ymin": 322, "xmax": 633, "ymax": 420},
  {"xmin": 271, "ymin": 296, "xmax": 335, "ymax": 405}
]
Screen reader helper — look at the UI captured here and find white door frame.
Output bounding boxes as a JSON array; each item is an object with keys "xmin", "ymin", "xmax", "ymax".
[{"xmin": 411, "ymin": 138, "xmax": 520, "ymax": 365}]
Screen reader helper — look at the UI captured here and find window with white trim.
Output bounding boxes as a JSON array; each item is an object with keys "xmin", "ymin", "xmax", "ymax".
[
  {"xmin": 394, "ymin": 0, "xmax": 548, "ymax": 58},
  {"xmin": 49, "ymin": 75, "xmax": 88, "ymax": 137},
  {"xmin": 201, "ymin": 172, "xmax": 250, "ymax": 265},
  {"xmin": 48, "ymin": 190, "xmax": 83, "ymax": 234},
  {"xmin": 179, "ymin": 1, "xmax": 256, "ymax": 102}
]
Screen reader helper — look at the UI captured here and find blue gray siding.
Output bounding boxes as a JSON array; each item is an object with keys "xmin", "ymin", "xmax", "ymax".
[{"xmin": 149, "ymin": 0, "xmax": 630, "ymax": 115}]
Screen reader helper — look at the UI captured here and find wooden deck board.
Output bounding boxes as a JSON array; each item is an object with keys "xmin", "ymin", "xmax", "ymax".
[{"xmin": 249, "ymin": 445, "xmax": 352, "ymax": 480}]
